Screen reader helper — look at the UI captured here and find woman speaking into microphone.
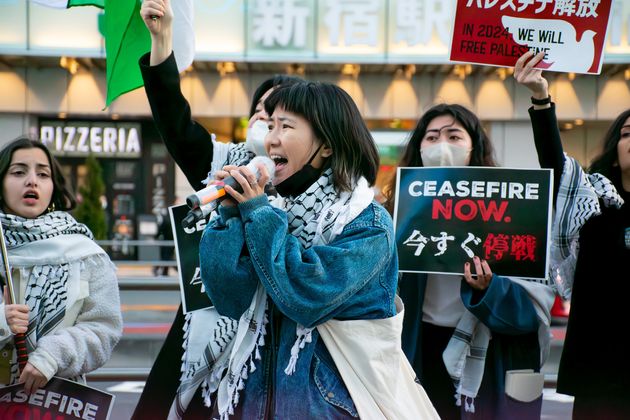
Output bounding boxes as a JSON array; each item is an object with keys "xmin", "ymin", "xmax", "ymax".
[{"xmin": 177, "ymin": 82, "xmax": 438, "ymax": 419}]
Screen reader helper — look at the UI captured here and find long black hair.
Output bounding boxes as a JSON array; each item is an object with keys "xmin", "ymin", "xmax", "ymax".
[
  {"xmin": 588, "ymin": 109, "xmax": 630, "ymax": 191},
  {"xmin": 248, "ymin": 74, "xmax": 303, "ymax": 118},
  {"xmin": 384, "ymin": 103, "xmax": 497, "ymax": 213},
  {"xmin": 0, "ymin": 136, "xmax": 76, "ymax": 213}
]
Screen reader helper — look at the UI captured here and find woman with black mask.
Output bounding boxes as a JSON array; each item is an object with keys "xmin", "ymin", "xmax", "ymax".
[{"xmin": 132, "ymin": 1, "xmax": 300, "ymax": 418}]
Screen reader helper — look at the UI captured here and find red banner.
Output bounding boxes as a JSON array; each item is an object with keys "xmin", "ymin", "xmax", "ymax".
[{"xmin": 450, "ymin": 0, "xmax": 613, "ymax": 74}]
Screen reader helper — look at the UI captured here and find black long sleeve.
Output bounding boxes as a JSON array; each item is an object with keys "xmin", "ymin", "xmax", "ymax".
[
  {"xmin": 527, "ymin": 104, "xmax": 565, "ymax": 204},
  {"xmin": 139, "ymin": 52, "xmax": 213, "ymax": 191},
  {"xmin": 133, "ymin": 53, "xmax": 216, "ymax": 419}
]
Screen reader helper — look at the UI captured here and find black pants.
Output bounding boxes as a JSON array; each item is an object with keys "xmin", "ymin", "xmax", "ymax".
[
  {"xmin": 421, "ymin": 321, "xmax": 461, "ymax": 420},
  {"xmin": 573, "ymin": 395, "xmax": 630, "ymax": 420},
  {"xmin": 131, "ymin": 306, "xmax": 185, "ymax": 419}
]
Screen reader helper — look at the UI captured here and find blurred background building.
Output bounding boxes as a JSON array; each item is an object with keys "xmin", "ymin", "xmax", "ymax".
[{"xmin": 0, "ymin": 0, "xmax": 629, "ymax": 245}]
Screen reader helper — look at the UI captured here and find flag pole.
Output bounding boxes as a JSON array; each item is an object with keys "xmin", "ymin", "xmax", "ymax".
[{"xmin": 0, "ymin": 221, "xmax": 29, "ymax": 373}]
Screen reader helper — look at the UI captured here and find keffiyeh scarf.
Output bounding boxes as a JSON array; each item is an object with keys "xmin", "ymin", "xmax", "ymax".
[
  {"xmin": 442, "ymin": 278, "xmax": 554, "ymax": 413},
  {"xmin": 549, "ymin": 155, "xmax": 624, "ymax": 299},
  {"xmin": 170, "ymin": 143, "xmax": 374, "ymax": 419},
  {"xmin": 0, "ymin": 211, "xmax": 105, "ymax": 383},
  {"xmin": 441, "ymin": 155, "xmax": 624, "ymax": 412}
]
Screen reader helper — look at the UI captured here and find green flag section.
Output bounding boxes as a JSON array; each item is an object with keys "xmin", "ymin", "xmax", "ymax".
[
  {"xmin": 32, "ymin": 0, "xmax": 193, "ymax": 107},
  {"xmin": 31, "ymin": 0, "xmax": 104, "ymax": 8},
  {"xmin": 104, "ymin": 0, "xmax": 150, "ymax": 107},
  {"xmin": 70, "ymin": 0, "xmax": 104, "ymax": 6}
]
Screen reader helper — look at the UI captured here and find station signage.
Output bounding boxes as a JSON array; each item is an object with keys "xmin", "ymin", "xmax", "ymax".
[{"xmin": 39, "ymin": 121, "xmax": 142, "ymax": 158}]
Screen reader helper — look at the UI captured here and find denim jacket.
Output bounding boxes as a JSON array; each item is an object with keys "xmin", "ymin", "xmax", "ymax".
[{"xmin": 199, "ymin": 195, "xmax": 398, "ymax": 419}]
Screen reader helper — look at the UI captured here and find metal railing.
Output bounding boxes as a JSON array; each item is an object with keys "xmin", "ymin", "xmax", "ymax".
[
  {"xmin": 97, "ymin": 239, "xmax": 178, "ymax": 266},
  {"xmin": 88, "ymin": 368, "xmax": 151, "ymax": 382},
  {"xmin": 118, "ymin": 277, "xmax": 180, "ymax": 291},
  {"xmin": 92, "ymin": 239, "xmax": 180, "ymax": 381}
]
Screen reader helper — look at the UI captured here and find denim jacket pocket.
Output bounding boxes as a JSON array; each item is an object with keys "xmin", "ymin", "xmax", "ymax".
[{"xmin": 313, "ymin": 354, "xmax": 359, "ymax": 418}]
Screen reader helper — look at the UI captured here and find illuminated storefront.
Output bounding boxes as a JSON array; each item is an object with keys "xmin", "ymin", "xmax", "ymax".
[{"xmin": 35, "ymin": 118, "xmax": 175, "ymax": 255}]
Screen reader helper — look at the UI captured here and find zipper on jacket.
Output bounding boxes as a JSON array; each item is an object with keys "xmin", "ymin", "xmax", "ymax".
[{"xmin": 264, "ymin": 301, "xmax": 279, "ymax": 418}]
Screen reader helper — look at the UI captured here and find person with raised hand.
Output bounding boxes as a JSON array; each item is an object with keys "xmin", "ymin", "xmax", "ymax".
[
  {"xmin": 139, "ymin": 0, "xmax": 302, "ymax": 190},
  {"xmin": 133, "ymin": 2, "xmax": 302, "ymax": 418},
  {"xmin": 515, "ymin": 50, "xmax": 630, "ymax": 419},
  {"xmin": 184, "ymin": 81, "xmax": 437, "ymax": 419},
  {"xmin": 384, "ymin": 103, "xmax": 554, "ymax": 419},
  {"xmin": 0, "ymin": 137, "xmax": 122, "ymax": 394}
]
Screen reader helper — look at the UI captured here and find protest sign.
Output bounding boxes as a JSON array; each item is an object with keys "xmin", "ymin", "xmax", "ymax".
[
  {"xmin": 450, "ymin": 0, "xmax": 613, "ymax": 74},
  {"xmin": 394, "ymin": 167, "xmax": 553, "ymax": 279},
  {"xmin": 169, "ymin": 204, "xmax": 212, "ymax": 314},
  {"xmin": 0, "ymin": 377, "xmax": 114, "ymax": 420}
]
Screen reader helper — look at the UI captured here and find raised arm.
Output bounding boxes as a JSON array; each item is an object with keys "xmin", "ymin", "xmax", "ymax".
[
  {"xmin": 140, "ymin": 0, "xmax": 213, "ymax": 189},
  {"xmin": 514, "ymin": 51, "xmax": 565, "ymax": 203}
]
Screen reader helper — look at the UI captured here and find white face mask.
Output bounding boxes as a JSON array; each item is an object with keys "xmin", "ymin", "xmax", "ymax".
[
  {"xmin": 420, "ymin": 142, "xmax": 471, "ymax": 167},
  {"xmin": 245, "ymin": 119, "xmax": 269, "ymax": 156}
]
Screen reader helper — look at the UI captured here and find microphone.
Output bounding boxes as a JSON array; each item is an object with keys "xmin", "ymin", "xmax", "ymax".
[
  {"xmin": 181, "ymin": 201, "xmax": 218, "ymax": 229},
  {"xmin": 186, "ymin": 156, "xmax": 276, "ymax": 209},
  {"xmin": 182, "ymin": 156, "xmax": 275, "ymax": 228}
]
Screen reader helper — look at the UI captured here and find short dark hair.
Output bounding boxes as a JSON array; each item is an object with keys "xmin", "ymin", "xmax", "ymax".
[
  {"xmin": 384, "ymin": 103, "xmax": 497, "ymax": 213},
  {"xmin": 588, "ymin": 108, "xmax": 630, "ymax": 191},
  {"xmin": 0, "ymin": 136, "xmax": 76, "ymax": 213},
  {"xmin": 248, "ymin": 74, "xmax": 303, "ymax": 118},
  {"xmin": 264, "ymin": 81, "xmax": 379, "ymax": 191}
]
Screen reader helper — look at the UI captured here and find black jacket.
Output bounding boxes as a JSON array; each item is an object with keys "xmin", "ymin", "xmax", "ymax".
[
  {"xmin": 529, "ymin": 105, "xmax": 630, "ymax": 399},
  {"xmin": 132, "ymin": 52, "xmax": 216, "ymax": 419}
]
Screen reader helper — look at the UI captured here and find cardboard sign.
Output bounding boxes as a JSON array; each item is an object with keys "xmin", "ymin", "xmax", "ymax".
[
  {"xmin": 169, "ymin": 204, "xmax": 213, "ymax": 314},
  {"xmin": 393, "ymin": 167, "xmax": 553, "ymax": 279},
  {"xmin": 450, "ymin": 0, "xmax": 613, "ymax": 74},
  {"xmin": 0, "ymin": 377, "xmax": 114, "ymax": 420}
]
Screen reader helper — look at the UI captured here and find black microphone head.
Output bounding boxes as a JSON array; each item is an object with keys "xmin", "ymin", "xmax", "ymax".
[
  {"xmin": 181, "ymin": 207, "xmax": 202, "ymax": 229},
  {"xmin": 186, "ymin": 194, "xmax": 201, "ymax": 209}
]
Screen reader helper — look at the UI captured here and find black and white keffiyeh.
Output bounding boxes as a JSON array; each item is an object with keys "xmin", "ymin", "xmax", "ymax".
[
  {"xmin": 550, "ymin": 155, "xmax": 624, "ymax": 299},
  {"xmin": 170, "ymin": 147, "xmax": 374, "ymax": 419},
  {"xmin": 203, "ymin": 139, "xmax": 254, "ymax": 186},
  {"xmin": 440, "ymin": 154, "xmax": 624, "ymax": 413},
  {"xmin": 442, "ymin": 279, "xmax": 554, "ymax": 413},
  {"xmin": 0, "ymin": 211, "xmax": 103, "ymax": 383}
]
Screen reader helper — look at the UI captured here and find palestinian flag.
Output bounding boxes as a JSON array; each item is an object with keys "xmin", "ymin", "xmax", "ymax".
[
  {"xmin": 31, "ymin": 0, "xmax": 194, "ymax": 107},
  {"xmin": 103, "ymin": 0, "xmax": 194, "ymax": 106}
]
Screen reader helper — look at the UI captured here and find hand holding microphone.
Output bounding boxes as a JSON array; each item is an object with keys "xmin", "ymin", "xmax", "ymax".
[{"xmin": 182, "ymin": 156, "xmax": 275, "ymax": 228}]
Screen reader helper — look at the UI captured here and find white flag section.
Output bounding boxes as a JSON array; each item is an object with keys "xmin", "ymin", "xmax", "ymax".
[
  {"xmin": 173, "ymin": 0, "xmax": 195, "ymax": 73},
  {"xmin": 31, "ymin": 0, "xmax": 69, "ymax": 7}
]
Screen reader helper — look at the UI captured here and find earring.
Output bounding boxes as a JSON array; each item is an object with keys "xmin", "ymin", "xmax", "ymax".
[{"xmin": 47, "ymin": 203, "xmax": 56, "ymax": 213}]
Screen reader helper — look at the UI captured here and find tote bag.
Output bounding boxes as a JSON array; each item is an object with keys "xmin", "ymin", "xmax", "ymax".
[{"xmin": 317, "ymin": 296, "xmax": 440, "ymax": 420}]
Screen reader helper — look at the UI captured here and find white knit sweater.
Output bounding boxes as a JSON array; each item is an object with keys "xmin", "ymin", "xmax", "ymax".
[{"xmin": 0, "ymin": 253, "xmax": 122, "ymax": 383}]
